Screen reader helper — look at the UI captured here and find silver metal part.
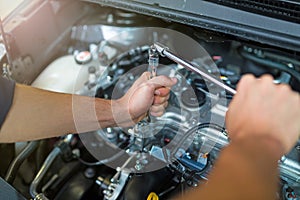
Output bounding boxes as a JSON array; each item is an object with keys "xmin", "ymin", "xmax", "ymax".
[
  {"xmin": 30, "ymin": 147, "xmax": 61, "ymax": 198},
  {"xmin": 280, "ymin": 156, "xmax": 300, "ymax": 183},
  {"xmin": 153, "ymin": 42, "xmax": 237, "ymax": 95},
  {"xmin": 34, "ymin": 193, "xmax": 49, "ymax": 200},
  {"xmin": 104, "ymin": 169, "xmax": 131, "ymax": 200},
  {"xmin": 148, "ymin": 45, "xmax": 159, "ymax": 78},
  {"xmin": 146, "ymin": 45, "xmax": 159, "ymax": 122},
  {"xmin": 104, "ymin": 153, "xmax": 135, "ymax": 200}
]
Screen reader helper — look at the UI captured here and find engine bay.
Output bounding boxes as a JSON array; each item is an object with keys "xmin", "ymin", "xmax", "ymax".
[{"xmin": 0, "ymin": 1, "xmax": 300, "ymax": 199}]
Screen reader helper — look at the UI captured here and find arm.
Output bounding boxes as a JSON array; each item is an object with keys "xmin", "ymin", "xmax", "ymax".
[
  {"xmin": 183, "ymin": 135, "xmax": 282, "ymax": 199},
  {"xmin": 0, "ymin": 72, "xmax": 176, "ymax": 142},
  {"xmin": 179, "ymin": 74, "xmax": 300, "ymax": 200}
]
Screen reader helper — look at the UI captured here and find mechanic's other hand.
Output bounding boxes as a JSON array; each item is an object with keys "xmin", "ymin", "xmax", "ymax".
[
  {"xmin": 226, "ymin": 74, "xmax": 300, "ymax": 154},
  {"xmin": 114, "ymin": 72, "xmax": 177, "ymax": 126}
]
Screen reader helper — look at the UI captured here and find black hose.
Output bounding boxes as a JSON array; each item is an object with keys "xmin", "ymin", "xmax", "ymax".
[
  {"xmin": 5, "ymin": 141, "xmax": 39, "ymax": 184},
  {"xmin": 240, "ymin": 51, "xmax": 300, "ymax": 83},
  {"xmin": 78, "ymin": 149, "xmax": 126, "ymax": 166}
]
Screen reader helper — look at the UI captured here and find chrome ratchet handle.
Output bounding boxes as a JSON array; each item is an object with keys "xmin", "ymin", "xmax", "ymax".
[{"xmin": 153, "ymin": 42, "xmax": 237, "ymax": 95}]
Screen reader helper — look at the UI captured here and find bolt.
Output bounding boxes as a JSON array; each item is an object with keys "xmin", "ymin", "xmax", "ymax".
[
  {"xmin": 191, "ymin": 118, "xmax": 197, "ymax": 125},
  {"xmin": 84, "ymin": 167, "xmax": 96, "ymax": 179},
  {"xmin": 135, "ymin": 161, "xmax": 143, "ymax": 171}
]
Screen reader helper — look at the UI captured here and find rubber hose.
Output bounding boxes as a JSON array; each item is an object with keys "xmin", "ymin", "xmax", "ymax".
[{"xmin": 240, "ymin": 51, "xmax": 300, "ymax": 83}]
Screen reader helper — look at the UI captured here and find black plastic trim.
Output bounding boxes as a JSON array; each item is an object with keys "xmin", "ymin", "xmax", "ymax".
[{"xmin": 82, "ymin": 0, "xmax": 300, "ymax": 52}]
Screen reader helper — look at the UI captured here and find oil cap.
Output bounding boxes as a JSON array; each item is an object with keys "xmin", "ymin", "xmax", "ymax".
[
  {"xmin": 181, "ymin": 88, "xmax": 206, "ymax": 108},
  {"xmin": 75, "ymin": 51, "xmax": 92, "ymax": 65}
]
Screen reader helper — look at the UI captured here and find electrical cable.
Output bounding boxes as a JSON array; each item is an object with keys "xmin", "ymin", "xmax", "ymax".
[
  {"xmin": 168, "ymin": 124, "xmax": 225, "ymax": 187},
  {"xmin": 171, "ymin": 123, "xmax": 226, "ymax": 159},
  {"xmin": 78, "ymin": 150, "xmax": 126, "ymax": 166},
  {"xmin": 186, "ymin": 155, "xmax": 212, "ymax": 183},
  {"xmin": 240, "ymin": 51, "xmax": 300, "ymax": 83}
]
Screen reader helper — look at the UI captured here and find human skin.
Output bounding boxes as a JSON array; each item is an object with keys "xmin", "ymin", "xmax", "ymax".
[
  {"xmin": 178, "ymin": 74, "xmax": 300, "ymax": 200},
  {"xmin": 0, "ymin": 72, "xmax": 177, "ymax": 142}
]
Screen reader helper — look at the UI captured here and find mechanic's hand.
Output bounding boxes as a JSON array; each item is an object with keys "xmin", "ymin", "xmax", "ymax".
[
  {"xmin": 114, "ymin": 72, "xmax": 177, "ymax": 127},
  {"xmin": 226, "ymin": 74, "xmax": 300, "ymax": 154}
]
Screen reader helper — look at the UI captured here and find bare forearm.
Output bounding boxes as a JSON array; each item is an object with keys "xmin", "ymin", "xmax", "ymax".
[
  {"xmin": 0, "ymin": 73, "xmax": 175, "ymax": 143},
  {"xmin": 0, "ymin": 84, "xmax": 117, "ymax": 142},
  {"xmin": 180, "ymin": 136, "xmax": 282, "ymax": 200}
]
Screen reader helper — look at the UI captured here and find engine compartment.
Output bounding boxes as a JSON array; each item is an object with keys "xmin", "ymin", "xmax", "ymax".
[{"xmin": 0, "ymin": 1, "xmax": 300, "ymax": 199}]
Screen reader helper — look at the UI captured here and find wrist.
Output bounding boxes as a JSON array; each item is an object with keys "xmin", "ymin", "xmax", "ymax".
[
  {"xmin": 93, "ymin": 98, "xmax": 118, "ymax": 128},
  {"xmin": 230, "ymin": 133, "xmax": 284, "ymax": 160},
  {"xmin": 110, "ymin": 98, "xmax": 134, "ymax": 127}
]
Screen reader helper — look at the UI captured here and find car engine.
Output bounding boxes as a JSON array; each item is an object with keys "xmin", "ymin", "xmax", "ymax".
[{"xmin": 0, "ymin": 0, "xmax": 299, "ymax": 199}]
